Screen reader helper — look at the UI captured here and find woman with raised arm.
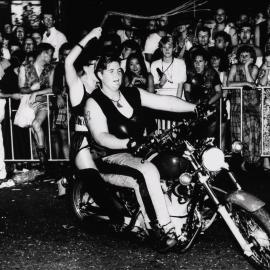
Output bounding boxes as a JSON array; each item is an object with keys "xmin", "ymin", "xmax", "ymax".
[
  {"xmin": 85, "ymin": 54, "xmax": 198, "ymax": 252},
  {"xmin": 64, "ymin": 27, "xmax": 124, "ymax": 229}
]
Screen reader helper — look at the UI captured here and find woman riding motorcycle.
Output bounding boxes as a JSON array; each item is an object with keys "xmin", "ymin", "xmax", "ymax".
[
  {"xmin": 65, "ymin": 27, "xmax": 124, "ymax": 229},
  {"xmin": 84, "ymin": 39, "xmax": 199, "ymax": 252}
]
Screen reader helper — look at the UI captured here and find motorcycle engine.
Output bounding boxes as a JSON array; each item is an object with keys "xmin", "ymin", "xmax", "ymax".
[{"xmin": 151, "ymin": 151, "xmax": 189, "ymax": 181}]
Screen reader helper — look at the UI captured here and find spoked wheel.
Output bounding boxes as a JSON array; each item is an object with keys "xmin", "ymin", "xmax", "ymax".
[
  {"xmin": 231, "ymin": 206, "xmax": 270, "ymax": 269},
  {"xmin": 71, "ymin": 180, "xmax": 108, "ymax": 223},
  {"xmin": 177, "ymin": 208, "xmax": 202, "ymax": 253}
]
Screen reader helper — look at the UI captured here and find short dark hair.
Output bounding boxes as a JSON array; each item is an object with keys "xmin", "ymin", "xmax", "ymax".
[
  {"xmin": 95, "ymin": 55, "xmax": 120, "ymax": 74},
  {"xmin": 213, "ymin": 31, "xmax": 230, "ymax": 43},
  {"xmin": 196, "ymin": 26, "xmax": 211, "ymax": 37},
  {"xmin": 121, "ymin": 39, "xmax": 141, "ymax": 53},
  {"xmin": 42, "ymin": 13, "xmax": 55, "ymax": 19},
  {"xmin": 59, "ymin": 42, "xmax": 72, "ymax": 56},
  {"xmin": 158, "ymin": 35, "xmax": 175, "ymax": 49},
  {"xmin": 209, "ymin": 47, "xmax": 229, "ymax": 71},
  {"xmin": 35, "ymin": 42, "xmax": 55, "ymax": 58},
  {"xmin": 191, "ymin": 48, "xmax": 209, "ymax": 62},
  {"xmin": 236, "ymin": 45, "xmax": 256, "ymax": 62},
  {"xmin": 239, "ymin": 23, "xmax": 253, "ymax": 33},
  {"xmin": 10, "ymin": 50, "xmax": 25, "ymax": 67}
]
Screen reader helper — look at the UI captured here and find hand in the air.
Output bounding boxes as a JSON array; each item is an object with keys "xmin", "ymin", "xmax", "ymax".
[{"xmin": 89, "ymin": 27, "xmax": 102, "ymax": 40}]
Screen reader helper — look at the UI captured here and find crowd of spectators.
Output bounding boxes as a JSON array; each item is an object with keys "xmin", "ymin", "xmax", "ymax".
[{"xmin": 0, "ymin": 4, "xmax": 270, "ymax": 179}]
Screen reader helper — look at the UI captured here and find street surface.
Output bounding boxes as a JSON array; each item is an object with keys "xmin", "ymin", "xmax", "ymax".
[{"xmin": 0, "ymin": 162, "xmax": 269, "ymax": 270}]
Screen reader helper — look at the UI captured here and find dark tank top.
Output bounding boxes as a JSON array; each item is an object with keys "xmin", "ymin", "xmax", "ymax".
[
  {"xmin": 91, "ymin": 86, "xmax": 145, "ymax": 139},
  {"xmin": 90, "ymin": 87, "xmax": 145, "ymax": 156},
  {"xmin": 71, "ymin": 84, "xmax": 92, "ymax": 128}
]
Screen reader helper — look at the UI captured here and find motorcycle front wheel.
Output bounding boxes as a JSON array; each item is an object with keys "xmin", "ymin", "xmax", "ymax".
[{"xmin": 230, "ymin": 205, "xmax": 270, "ymax": 269}]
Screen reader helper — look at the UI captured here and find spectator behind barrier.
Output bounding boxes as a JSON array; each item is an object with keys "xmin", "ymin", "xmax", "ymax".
[
  {"xmin": 52, "ymin": 42, "xmax": 73, "ymax": 161},
  {"xmin": 18, "ymin": 42, "xmax": 55, "ymax": 173},
  {"xmin": 42, "ymin": 13, "xmax": 67, "ymax": 62},
  {"xmin": 227, "ymin": 45, "xmax": 260, "ymax": 171}
]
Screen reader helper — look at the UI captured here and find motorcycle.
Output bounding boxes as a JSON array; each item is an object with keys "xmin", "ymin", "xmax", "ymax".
[{"xmin": 70, "ymin": 116, "xmax": 270, "ymax": 269}]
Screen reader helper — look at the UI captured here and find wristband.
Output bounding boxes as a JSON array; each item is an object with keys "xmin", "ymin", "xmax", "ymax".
[{"xmin": 76, "ymin": 43, "xmax": 84, "ymax": 50}]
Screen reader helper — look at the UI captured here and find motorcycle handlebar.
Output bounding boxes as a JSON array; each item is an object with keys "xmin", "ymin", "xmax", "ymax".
[{"xmin": 133, "ymin": 108, "xmax": 217, "ymax": 158}]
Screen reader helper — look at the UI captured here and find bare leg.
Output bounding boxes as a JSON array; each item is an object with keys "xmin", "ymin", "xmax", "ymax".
[
  {"xmin": 51, "ymin": 130, "xmax": 60, "ymax": 159},
  {"xmin": 59, "ymin": 128, "xmax": 69, "ymax": 159},
  {"xmin": 32, "ymin": 109, "xmax": 48, "ymax": 170},
  {"xmin": 32, "ymin": 109, "xmax": 48, "ymax": 148}
]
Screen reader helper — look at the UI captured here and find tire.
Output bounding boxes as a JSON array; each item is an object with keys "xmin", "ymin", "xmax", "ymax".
[
  {"xmin": 67, "ymin": 178, "xmax": 109, "ymax": 226},
  {"xmin": 230, "ymin": 205, "xmax": 270, "ymax": 269}
]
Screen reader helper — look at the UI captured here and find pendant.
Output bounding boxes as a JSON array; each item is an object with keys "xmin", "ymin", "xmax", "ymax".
[{"xmin": 116, "ymin": 101, "xmax": 123, "ymax": 108}]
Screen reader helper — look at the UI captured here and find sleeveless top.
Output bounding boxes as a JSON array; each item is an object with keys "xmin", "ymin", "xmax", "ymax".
[
  {"xmin": 71, "ymin": 84, "xmax": 92, "ymax": 131},
  {"xmin": 24, "ymin": 63, "xmax": 53, "ymax": 104},
  {"xmin": 90, "ymin": 87, "xmax": 145, "ymax": 156}
]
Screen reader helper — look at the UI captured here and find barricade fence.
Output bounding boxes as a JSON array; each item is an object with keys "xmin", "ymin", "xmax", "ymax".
[
  {"xmin": 2, "ymin": 88, "xmax": 270, "ymax": 162},
  {"xmin": 3, "ymin": 94, "xmax": 71, "ymax": 162}
]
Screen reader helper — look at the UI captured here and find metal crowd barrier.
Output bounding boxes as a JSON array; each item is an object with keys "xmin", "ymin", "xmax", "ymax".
[
  {"xmin": 4, "ymin": 94, "xmax": 71, "ymax": 162},
  {"xmin": 155, "ymin": 87, "xmax": 270, "ymax": 156},
  {"xmin": 3, "ymin": 88, "xmax": 270, "ymax": 162},
  {"xmin": 155, "ymin": 88, "xmax": 185, "ymax": 131}
]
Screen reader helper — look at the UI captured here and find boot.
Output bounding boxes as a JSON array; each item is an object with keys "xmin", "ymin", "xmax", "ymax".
[
  {"xmin": 36, "ymin": 146, "xmax": 48, "ymax": 173},
  {"xmin": 150, "ymin": 221, "xmax": 177, "ymax": 253}
]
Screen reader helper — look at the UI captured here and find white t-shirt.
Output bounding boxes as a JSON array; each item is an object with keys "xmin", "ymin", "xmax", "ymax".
[
  {"xmin": 144, "ymin": 33, "xmax": 161, "ymax": 55},
  {"xmin": 151, "ymin": 58, "xmax": 187, "ymax": 91},
  {"xmin": 2, "ymin": 48, "xmax": 10, "ymax": 60},
  {"xmin": 42, "ymin": 27, "xmax": 67, "ymax": 61}
]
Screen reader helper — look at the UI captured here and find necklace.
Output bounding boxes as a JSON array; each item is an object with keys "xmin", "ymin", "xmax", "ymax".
[
  {"xmin": 107, "ymin": 91, "xmax": 123, "ymax": 108},
  {"xmin": 161, "ymin": 58, "xmax": 174, "ymax": 83}
]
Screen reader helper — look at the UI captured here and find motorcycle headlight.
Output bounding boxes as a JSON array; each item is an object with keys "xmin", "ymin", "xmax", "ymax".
[
  {"xmin": 231, "ymin": 141, "xmax": 243, "ymax": 154},
  {"xmin": 202, "ymin": 147, "xmax": 225, "ymax": 172}
]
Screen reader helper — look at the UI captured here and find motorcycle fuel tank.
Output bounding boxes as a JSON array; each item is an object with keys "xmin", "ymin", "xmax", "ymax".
[{"xmin": 151, "ymin": 151, "xmax": 188, "ymax": 180}]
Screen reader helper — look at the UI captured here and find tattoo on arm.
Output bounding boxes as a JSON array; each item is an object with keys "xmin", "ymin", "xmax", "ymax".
[{"xmin": 84, "ymin": 111, "xmax": 91, "ymax": 125}]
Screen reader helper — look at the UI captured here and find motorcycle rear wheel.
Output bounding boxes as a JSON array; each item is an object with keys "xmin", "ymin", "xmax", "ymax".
[
  {"xmin": 231, "ymin": 205, "xmax": 270, "ymax": 269},
  {"xmin": 70, "ymin": 179, "xmax": 108, "ymax": 223}
]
